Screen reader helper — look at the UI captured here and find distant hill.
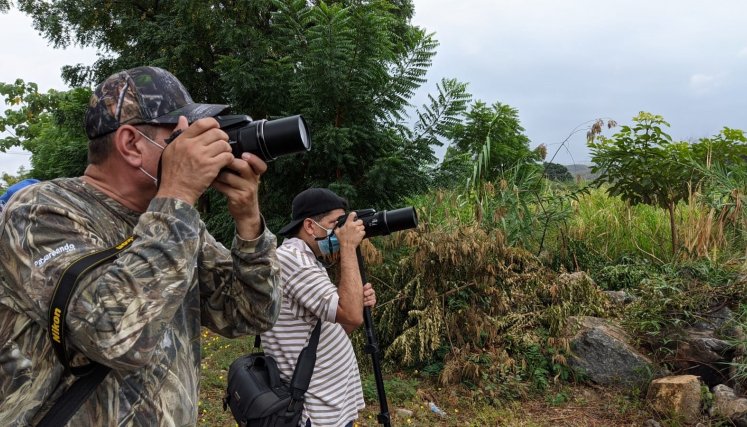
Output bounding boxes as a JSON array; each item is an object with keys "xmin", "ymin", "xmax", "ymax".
[{"xmin": 563, "ymin": 164, "xmax": 599, "ymax": 181}]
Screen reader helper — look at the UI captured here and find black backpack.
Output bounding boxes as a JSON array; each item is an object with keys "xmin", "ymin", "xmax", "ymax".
[{"xmin": 224, "ymin": 321, "xmax": 321, "ymax": 427}]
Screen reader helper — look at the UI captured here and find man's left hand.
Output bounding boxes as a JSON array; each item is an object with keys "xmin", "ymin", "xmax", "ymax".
[
  {"xmin": 363, "ymin": 283, "xmax": 376, "ymax": 308},
  {"xmin": 211, "ymin": 152, "xmax": 267, "ymax": 239}
]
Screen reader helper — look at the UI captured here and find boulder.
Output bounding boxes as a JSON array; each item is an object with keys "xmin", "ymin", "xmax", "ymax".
[
  {"xmin": 674, "ymin": 328, "xmax": 732, "ymax": 387},
  {"xmin": 710, "ymin": 384, "xmax": 747, "ymax": 420},
  {"xmin": 646, "ymin": 375, "xmax": 702, "ymax": 424},
  {"xmin": 565, "ymin": 316, "xmax": 657, "ymax": 387},
  {"xmin": 670, "ymin": 306, "xmax": 737, "ymax": 388}
]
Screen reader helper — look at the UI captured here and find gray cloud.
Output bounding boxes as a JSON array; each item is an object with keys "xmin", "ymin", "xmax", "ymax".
[
  {"xmin": 2, "ymin": 1, "xmax": 747, "ymax": 176},
  {"xmin": 411, "ymin": 0, "xmax": 747, "ymax": 164}
]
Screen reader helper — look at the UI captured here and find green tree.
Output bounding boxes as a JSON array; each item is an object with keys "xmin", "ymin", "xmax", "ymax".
[
  {"xmin": 10, "ymin": 0, "xmax": 454, "ymax": 238},
  {"xmin": 0, "ymin": 80, "xmax": 90, "ymax": 179},
  {"xmin": 413, "ymin": 78, "xmax": 472, "ymax": 189},
  {"xmin": 448, "ymin": 100, "xmax": 537, "ymax": 182},
  {"xmin": 237, "ymin": 0, "xmax": 440, "ymax": 228},
  {"xmin": 543, "ymin": 162, "xmax": 572, "ymax": 182},
  {"xmin": 588, "ymin": 111, "xmax": 694, "ymax": 254},
  {"xmin": 691, "ymin": 127, "xmax": 747, "ymax": 170},
  {"xmin": 1, "ymin": 167, "xmax": 31, "ymax": 191}
]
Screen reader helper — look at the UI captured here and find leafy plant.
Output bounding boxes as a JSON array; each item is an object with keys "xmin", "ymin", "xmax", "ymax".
[
  {"xmin": 622, "ymin": 261, "xmax": 746, "ymax": 362},
  {"xmin": 367, "ymin": 210, "xmax": 610, "ymax": 403},
  {"xmin": 592, "ymin": 261, "xmax": 654, "ymax": 291},
  {"xmin": 589, "ymin": 112, "xmax": 695, "ymax": 254}
]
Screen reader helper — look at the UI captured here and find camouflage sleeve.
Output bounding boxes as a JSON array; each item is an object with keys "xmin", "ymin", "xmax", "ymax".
[
  {"xmin": 65, "ymin": 197, "xmax": 206, "ymax": 370},
  {"xmin": 2, "ymin": 194, "xmax": 209, "ymax": 371},
  {"xmin": 197, "ymin": 220, "xmax": 282, "ymax": 337}
]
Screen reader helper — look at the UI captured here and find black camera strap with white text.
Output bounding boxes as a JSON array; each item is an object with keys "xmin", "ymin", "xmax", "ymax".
[{"xmin": 37, "ymin": 236, "xmax": 135, "ymax": 427}]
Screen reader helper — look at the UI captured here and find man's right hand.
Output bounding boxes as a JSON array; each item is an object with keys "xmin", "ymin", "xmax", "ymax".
[
  {"xmin": 335, "ymin": 212, "xmax": 365, "ymax": 250},
  {"xmin": 156, "ymin": 116, "xmax": 234, "ymax": 205}
]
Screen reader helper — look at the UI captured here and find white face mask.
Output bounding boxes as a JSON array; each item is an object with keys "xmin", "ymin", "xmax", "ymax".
[
  {"xmin": 311, "ymin": 219, "xmax": 334, "ymax": 239},
  {"xmin": 136, "ymin": 130, "xmax": 165, "ymax": 187}
]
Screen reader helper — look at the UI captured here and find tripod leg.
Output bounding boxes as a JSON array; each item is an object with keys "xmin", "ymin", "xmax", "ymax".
[{"xmin": 357, "ymin": 248, "xmax": 391, "ymax": 427}]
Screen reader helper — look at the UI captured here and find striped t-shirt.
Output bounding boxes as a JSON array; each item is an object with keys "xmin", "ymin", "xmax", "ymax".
[{"xmin": 260, "ymin": 238, "xmax": 365, "ymax": 426}]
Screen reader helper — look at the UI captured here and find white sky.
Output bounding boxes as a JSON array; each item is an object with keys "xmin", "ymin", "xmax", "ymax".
[
  {"xmin": 0, "ymin": 9, "xmax": 97, "ymax": 175},
  {"xmin": 2, "ymin": 1, "xmax": 747, "ymax": 175}
]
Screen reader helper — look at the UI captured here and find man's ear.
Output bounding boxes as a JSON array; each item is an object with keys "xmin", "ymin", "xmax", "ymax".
[
  {"xmin": 301, "ymin": 218, "xmax": 315, "ymax": 237},
  {"xmin": 113, "ymin": 125, "xmax": 144, "ymax": 167}
]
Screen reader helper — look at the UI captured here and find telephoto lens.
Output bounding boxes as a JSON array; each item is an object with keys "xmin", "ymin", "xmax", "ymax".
[
  {"xmin": 359, "ymin": 207, "xmax": 419, "ymax": 238},
  {"xmin": 216, "ymin": 114, "xmax": 311, "ymax": 161}
]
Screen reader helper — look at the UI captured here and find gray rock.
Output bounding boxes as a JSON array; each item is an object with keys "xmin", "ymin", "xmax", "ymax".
[
  {"xmin": 604, "ymin": 290, "xmax": 637, "ymax": 305},
  {"xmin": 395, "ymin": 408, "xmax": 413, "ymax": 418},
  {"xmin": 711, "ymin": 384, "xmax": 747, "ymax": 419},
  {"xmin": 565, "ymin": 316, "xmax": 657, "ymax": 387}
]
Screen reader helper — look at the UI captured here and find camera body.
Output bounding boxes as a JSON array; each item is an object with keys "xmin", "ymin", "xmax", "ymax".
[
  {"xmin": 215, "ymin": 114, "xmax": 311, "ymax": 161},
  {"xmin": 337, "ymin": 207, "xmax": 418, "ymax": 238}
]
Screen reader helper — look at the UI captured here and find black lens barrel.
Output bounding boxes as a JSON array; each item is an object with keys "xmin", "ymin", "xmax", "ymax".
[
  {"xmin": 218, "ymin": 114, "xmax": 311, "ymax": 162},
  {"xmin": 259, "ymin": 115, "xmax": 310, "ymax": 161},
  {"xmin": 363, "ymin": 206, "xmax": 418, "ymax": 238},
  {"xmin": 383, "ymin": 207, "xmax": 418, "ymax": 234}
]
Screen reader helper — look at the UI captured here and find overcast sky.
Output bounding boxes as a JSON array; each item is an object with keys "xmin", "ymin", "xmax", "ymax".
[{"xmin": 2, "ymin": 0, "xmax": 747, "ymax": 176}]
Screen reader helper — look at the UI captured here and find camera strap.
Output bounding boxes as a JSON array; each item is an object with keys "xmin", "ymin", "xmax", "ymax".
[{"xmin": 37, "ymin": 235, "xmax": 135, "ymax": 427}]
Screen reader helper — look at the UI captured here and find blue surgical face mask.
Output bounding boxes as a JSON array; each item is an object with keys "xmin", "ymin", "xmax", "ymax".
[
  {"xmin": 311, "ymin": 219, "xmax": 339, "ymax": 256},
  {"xmin": 317, "ymin": 235, "xmax": 339, "ymax": 257}
]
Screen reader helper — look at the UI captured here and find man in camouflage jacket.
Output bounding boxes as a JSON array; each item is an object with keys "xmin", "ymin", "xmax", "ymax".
[{"xmin": 0, "ymin": 66, "xmax": 282, "ymax": 426}]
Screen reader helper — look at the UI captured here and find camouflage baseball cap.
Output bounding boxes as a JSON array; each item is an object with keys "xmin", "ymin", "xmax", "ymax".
[{"xmin": 85, "ymin": 66, "xmax": 229, "ymax": 139}]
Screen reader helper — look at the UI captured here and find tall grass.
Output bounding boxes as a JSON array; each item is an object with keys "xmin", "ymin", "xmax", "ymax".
[
  {"xmin": 551, "ymin": 183, "xmax": 746, "ymax": 269},
  {"xmin": 561, "ymin": 188, "xmax": 674, "ymax": 264}
]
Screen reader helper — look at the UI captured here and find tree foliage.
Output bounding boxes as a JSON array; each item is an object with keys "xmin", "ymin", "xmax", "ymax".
[
  {"xmin": 448, "ymin": 100, "xmax": 537, "ymax": 182},
  {"xmin": 412, "ymin": 78, "xmax": 472, "ymax": 189},
  {"xmin": 588, "ymin": 112, "xmax": 694, "ymax": 253},
  {"xmin": 9, "ymin": 0, "xmax": 458, "ymax": 237},
  {"xmin": 237, "ymin": 0, "xmax": 441, "ymax": 228},
  {"xmin": 691, "ymin": 127, "xmax": 747, "ymax": 169},
  {"xmin": 0, "ymin": 80, "xmax": 90, "ymax": 180},
  {"xmin": 543, "ymin": 162, "xmax": 572, "ymax": 182}
]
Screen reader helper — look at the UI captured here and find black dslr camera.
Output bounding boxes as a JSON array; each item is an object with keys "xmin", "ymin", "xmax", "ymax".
[
  {"xmin": 337, "ymin": 207, "xmax": 418, "ymax": 238},
  {"xmin": 215, "ymin": 114, "xmax": 311, "ymax": 161}
]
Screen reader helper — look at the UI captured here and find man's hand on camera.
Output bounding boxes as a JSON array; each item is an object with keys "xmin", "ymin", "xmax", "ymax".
[
  {"xmin": 335, "ymin": 212, "xmax": 365, "ymax": 251},
  {"xmin": 212, "ymin": 152, "xmax": 267, "ymax": 240},
  {"xmin": 157, "ymin": 116, "xmax": 233, "ymax": 205}
]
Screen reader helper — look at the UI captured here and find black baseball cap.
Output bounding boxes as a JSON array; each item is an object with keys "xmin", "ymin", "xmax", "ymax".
[
  {"xmin": 85, "ymin": 66, "xmax": 229, "ymax": 139},
  {"xmin": 278, "ymin": 188, "xmax": 348, "ymax": 237}
]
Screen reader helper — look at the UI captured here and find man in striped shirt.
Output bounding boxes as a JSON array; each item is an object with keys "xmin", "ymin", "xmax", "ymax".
[{"xmin": 261, "ymin": 188, "xmax": 377, "ymax": 427}]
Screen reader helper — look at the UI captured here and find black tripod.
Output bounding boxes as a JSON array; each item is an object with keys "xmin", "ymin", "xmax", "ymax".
[{"xmin": 356, "ymin": 247, "xmax": 391, "ymax": 427}]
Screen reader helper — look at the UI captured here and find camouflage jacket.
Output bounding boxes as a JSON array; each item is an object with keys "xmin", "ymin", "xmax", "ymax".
[{"xmin": 0, "ymin": 177, "xmax": 282, "ymax": 426}]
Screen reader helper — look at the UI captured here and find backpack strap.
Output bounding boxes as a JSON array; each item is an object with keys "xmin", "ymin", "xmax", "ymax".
[
  {"xmin": 37, "ymin": 236, "xmax": 135, "ymax": 427},
  {"xmin": 288, "ymin": 320, "xmax": 322, "ymax": 401}
]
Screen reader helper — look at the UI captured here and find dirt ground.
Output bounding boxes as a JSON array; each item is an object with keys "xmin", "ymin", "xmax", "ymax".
[{"xmin": 357, "ymin": 383, "xmax": 657, "ymax": 427}]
